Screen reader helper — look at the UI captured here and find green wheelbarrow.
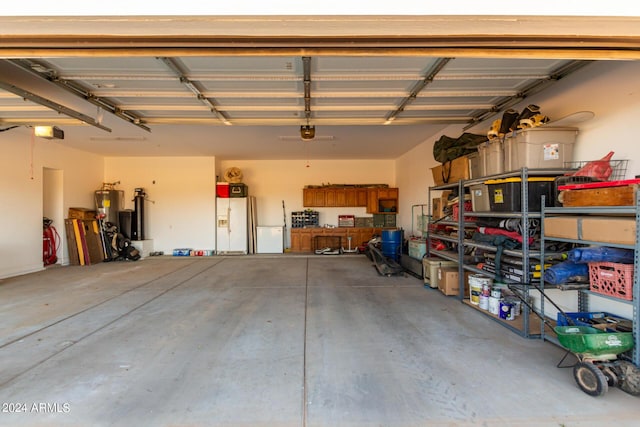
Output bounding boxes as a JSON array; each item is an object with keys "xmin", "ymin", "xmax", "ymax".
[{"xmin": 555, "ymin": 326, "xmax": 640, "ymax": 397}]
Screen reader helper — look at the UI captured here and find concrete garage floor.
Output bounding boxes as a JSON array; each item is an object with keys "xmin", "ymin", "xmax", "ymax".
[{"xmin": 0, "ymin": 256, "xmax": 639, "ymax": 427}]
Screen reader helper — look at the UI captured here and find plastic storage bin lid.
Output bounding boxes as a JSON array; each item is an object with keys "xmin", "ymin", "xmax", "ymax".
[{"xmin": 484, "ymin": 177, "xmax": 556, "ymax": 185}]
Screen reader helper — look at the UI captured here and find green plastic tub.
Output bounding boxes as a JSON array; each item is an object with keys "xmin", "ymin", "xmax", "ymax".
[{"xmin": 554, "ymin": 326, "xmax": 634, "ymax": 359}]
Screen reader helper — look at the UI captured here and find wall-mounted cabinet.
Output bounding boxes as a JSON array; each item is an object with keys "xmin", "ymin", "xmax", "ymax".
[
  {"xmin": 303, "ymin": 188, "xmax": 327, "ymax": 207},
  {"xmin": 303, "ymin": 187, "xmax": 382, "ymax": 208},
  {"xmin": 366, "ymin": 187, "xmax": 399, "ymax": 214}
]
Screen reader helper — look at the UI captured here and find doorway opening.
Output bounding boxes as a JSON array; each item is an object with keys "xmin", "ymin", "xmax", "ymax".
[{"xmin": 43, "ymin": 167, "xmax": 64, "ymax": 266}]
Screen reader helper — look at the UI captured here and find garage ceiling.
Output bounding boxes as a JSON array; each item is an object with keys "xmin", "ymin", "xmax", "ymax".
[{"xmin": 0, "ymin": 15, "xmax": 638, "ymax": 159}]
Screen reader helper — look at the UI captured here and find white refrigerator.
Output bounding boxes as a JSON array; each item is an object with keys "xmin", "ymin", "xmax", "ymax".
[{"xmin": 216, "ymin": 197, "xmax": 248, "ymax": 254}]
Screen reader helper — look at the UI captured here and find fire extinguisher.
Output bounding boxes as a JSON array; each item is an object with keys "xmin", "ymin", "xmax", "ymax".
[{"xmin": 43, "ymin": 217, "xmax": 60, "ymax": 266}]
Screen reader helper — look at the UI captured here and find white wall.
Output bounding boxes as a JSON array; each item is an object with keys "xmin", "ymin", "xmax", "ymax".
[
  {"xmin": 219, "ymin": 159, "xmax": 395, "ymax": 245},
  {"xmin": 0, "ymin": 127, "xmax": 104, "ymax": 279},
  {"xmin": 395, "ymin": 123, "xmax": 467, "ymax": 237},
  {"xmin": 104, "ymin": 157, "xmax": 217, "ymax": 253}
]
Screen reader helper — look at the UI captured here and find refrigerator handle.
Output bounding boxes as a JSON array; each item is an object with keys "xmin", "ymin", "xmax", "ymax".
[{"xmin": 227, "ymin": 206, "xmax": 231, "ymax": 232}]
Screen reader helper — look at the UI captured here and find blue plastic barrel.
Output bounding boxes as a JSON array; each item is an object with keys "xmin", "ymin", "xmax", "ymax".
[{"xmin": 381, "ymin": 229, "xmax": 402, "ymax": 261}]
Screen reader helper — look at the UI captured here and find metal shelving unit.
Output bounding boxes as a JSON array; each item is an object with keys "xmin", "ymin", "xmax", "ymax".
[
  {"xmin": 427, "ymin": 167, "xmax": 569, "ymax": 338},
  {"xmin": 539, "ymin": 192, "xmax": 640, "ymax": 366}
]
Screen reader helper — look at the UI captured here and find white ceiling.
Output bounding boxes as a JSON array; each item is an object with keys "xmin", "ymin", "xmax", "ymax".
[{"xmin": 0, "ymin": 15, "xmax": 638, "ymax": 159}]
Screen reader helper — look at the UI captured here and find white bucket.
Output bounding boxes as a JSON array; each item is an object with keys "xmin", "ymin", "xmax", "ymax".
[
  {"xmin": 469, "ymin": 274, "xmax": 493, "ymax": 305},
  {"xmin": 488, "ymin": 296, "xmax": 501, "ymax": 315},
  {"xmin": 479, "ymin": 295, "xmax": 489, "ymax": 310}
]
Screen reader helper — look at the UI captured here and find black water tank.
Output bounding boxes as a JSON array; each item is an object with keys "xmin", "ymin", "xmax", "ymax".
[{"xmin": 133, "ymin": 194, "xmax": 145, "ymax": 240}]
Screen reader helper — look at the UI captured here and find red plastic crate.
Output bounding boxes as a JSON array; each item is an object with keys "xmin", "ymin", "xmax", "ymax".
[{"xmin": 588, "ymin": 262, "xmax": 634, "ymax": 301}]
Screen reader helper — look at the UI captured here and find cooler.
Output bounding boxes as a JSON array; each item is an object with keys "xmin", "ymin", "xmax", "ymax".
[
  {"xmin": 423, "ymin": 257, "xmax": 458, "ymax": 288},
  {"xmin": 216, "ymin": 182, "xmax": 230, "ymax": 198},
  {"xmin": 408, "ymin": 238, "xmax": 427, "ymax": 260}
]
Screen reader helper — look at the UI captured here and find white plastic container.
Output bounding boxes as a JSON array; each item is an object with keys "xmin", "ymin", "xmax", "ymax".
[
  {"xmin": 468, "ymin": 274, "xmax": 493, "ymax": 305},
  {"xmin": 422, "ymin": 257, "xmax": 458, "ymax": 288},
  {"xmin": 470, "ymin": 184, "xmax": 491, "ymax": 212},
  {"xmin": 467, "ymin": 152, "xmax": 482, "ymax": 179},
  {"xmin": 477, "ymin": 140, "xmax": 504, "ymax": 176},
  {"xmin": 408, "ymin": 239, "xmax": 427, "ymax": 260},
  {"xmin": 506, "ymin": 127, "xmax": 578, "ymax": 170}
]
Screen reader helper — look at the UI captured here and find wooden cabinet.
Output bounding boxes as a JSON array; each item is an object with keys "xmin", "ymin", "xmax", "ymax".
[
  {"xmin": 378, "ymin": 188, "xmax": 399, "ymax": 200},
  {"xmin": 324, "ymin": 188, "xmax": 347, "ymax": 207},
  {"xmin": 367, "ymin": 188, "xmax": 378, "ymax": 213},
  {"xmin": 366, "ymin": 188, "xmax": 399, "ymax": 214},
  {"xmin": 303, "ymin": 187, "xmax": 384, "ymax": 208},
  {"xmin": 303, "ymin": 188, "xmax": 326, "ymax": 207},
  {"xmin": 290, "ymin": 228, "xmax": 313, "ymax": 252},
  {"xmin": 289, "ymin": 227, "xmax": 383, "ymax": 252},
  {"xmin": 356, "ymin": 189, "xmax": 368, "ymax": 207}
]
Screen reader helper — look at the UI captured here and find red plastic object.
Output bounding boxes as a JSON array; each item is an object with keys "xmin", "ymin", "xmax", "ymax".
[
  {"xmin": 572, "ymin": 151, "xmax": 614, "ymax": 181},
  {"xmin": 452, "ymin": 200, "xmax": 474, "ymax": 221},
  {"xmin": 588, "ymin": 262, "xmax": 634, "ymax": 301},
  {"xmin": 216, "ymin": 182, "xmax": 230, "ymax": 197},
  {"xmin": 43, "ymin": 225, "xmax": 59, "ymax": 266}
]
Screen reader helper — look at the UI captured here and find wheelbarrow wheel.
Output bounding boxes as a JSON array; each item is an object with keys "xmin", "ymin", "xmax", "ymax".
[
  {"xmin": 573, "ymin": 362, "xmax": 608, "ymax": 397},
  {"xmin": 616, "ymin": 360, "xmax": 640, "ymax": 396}
]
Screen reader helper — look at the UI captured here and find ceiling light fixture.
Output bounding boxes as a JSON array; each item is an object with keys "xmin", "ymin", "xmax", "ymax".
[
  {"xmin": 300, "ymin": 124, "xmax": 315, "ymax": 140},
  {"xmin": 34, "ymin": 126, "xmax": 64, "ymax": 140}
]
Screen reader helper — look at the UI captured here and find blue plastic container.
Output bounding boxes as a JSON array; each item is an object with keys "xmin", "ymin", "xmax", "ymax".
[
  {"xmin": 557, "ymin": 312, "xmax": 630, "ymax": 332},
  {"xmin": 381, "ymin": 229, "xmax": 402, "ymax": 261}
]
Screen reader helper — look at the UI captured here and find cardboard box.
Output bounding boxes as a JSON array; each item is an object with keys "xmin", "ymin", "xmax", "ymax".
[
  {"xmin": 582, "ymin": 217, "xmax": 636, "ymax": 245},
  {"xmin": 438, "ymin": 267, "xmax": 472, "ymax": 296},
  {"xmin": 431, "ymin": 156, "xmax": 470, "ymax": 185},
  {"xmin": 544, "ymin": 216, "xmax": 636, "ymax": 245},
  {"xmin": 432, "ymin": 190, "xmax": 452, "ymax": 220},
  {"xmin": 68, "ymin": 207, "xmax": 97, "ymax": 220},
  {"xmin": 543, "ymin": 216, "xmax": 582, "ymax": 240}
]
